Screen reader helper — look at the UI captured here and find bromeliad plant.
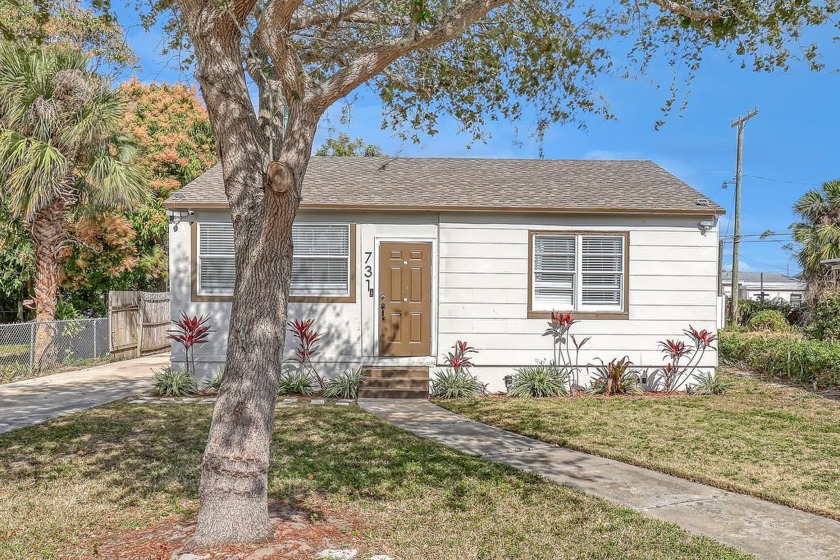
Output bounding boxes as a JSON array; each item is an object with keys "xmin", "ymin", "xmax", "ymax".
[
  {"xmin": 287, "ymin": 318, "xmax": 326, "ymax": 391},
  {"xmin": 655, "ymin": 325, "xmax": 718, "ymax": 392},
  {"xmin": 166, "ymin": 312, "xmax": 211, "ymax": 376},
  {"xmin": 589, "ymin": 356, "xmax": 641, "ymax": 396},
  {"xmin": 543, "ymin": 311, "xmax": 590, "ymax": 391}
]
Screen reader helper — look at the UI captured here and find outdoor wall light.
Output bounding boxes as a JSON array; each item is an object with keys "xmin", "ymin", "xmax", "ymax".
[{"xmin": 167, "ymin": 210, "xmax": 195, "ymax": 232}]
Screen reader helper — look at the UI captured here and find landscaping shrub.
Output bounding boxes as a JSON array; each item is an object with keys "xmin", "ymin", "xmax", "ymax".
[
  {"xmin": 324, "ymin": 367, "xmax": 367, "ymax": 399},
  {"xmin": 430, "ymin": 368, "xmax": 485, "ymax": 399},
  {"xmin": 509, "ymin": 362, "xmax": 568, "ymax": 397},
  {"xmin": 277, "ymin": 367, "xmax": 316, "ymax": 396},
  {"xmin": 151, "ymin": 367, "xmax": 198, "ymax": 397},
  {"xmin": 688, "ymin": 371, "xmax": 732, "ymax": 395},
  {"xmin": 811, "ymin": 291, "xmax": 840, "ymax": 341},
  {"xmin": 589, "ymin": 357, "xmax": 641, "ymax": 395},
  {"xmin": 720, "ymin": 331, "xmax": 840, "ymax": 388},
  {"xmin": 748, "ymin": 309, "xmax": 788, "ymax": 332},
  {"xmin": 203, "ymin": 368, "xmax": 224, "ymax": 392}
]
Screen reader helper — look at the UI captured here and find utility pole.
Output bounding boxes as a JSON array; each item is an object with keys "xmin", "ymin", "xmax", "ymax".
[{"xmin": 728, "ymin": 106, "xmax": 759, "ymax": 325}]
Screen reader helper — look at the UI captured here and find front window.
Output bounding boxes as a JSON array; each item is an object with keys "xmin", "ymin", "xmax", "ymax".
[
  {"xmin": 196, "ymin": 222, "xmax": 352, "ymax": 298},
  {"xmin": 531, "ymin": 232, "xmax": 626, "ymax": 313}
]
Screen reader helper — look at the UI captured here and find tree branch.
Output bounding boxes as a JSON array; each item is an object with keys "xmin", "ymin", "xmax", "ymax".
[
  {"xmin": 649, "ymin": 0, "xmax": 726, "ymax": 23},
  {"xmin": 307, "ymin": 0, "xmax": 510, "ymax": 110},
  {"xmin": 290, "ymin": 6, "xmax": 411, "ymax": 30}
]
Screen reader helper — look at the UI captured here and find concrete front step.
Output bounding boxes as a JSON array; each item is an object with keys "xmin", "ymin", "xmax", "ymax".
[
  {"xmin": 358, "ymin": 387, "xmax": 429, "ymax": 399},
  {"xmin": 363, "ymin": 377, "xmax": 429, "ymax": 390},
  {"xmin": 363, "ymin": 366, "xmax": 430, "ymax": 380}
]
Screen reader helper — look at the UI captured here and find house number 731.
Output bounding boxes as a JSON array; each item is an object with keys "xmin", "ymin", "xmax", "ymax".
[{"xmin": 364, "ymin": 252, "xmax": 373, "ymax": 296}]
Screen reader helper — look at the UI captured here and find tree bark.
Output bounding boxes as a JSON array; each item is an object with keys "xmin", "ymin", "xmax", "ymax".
[
  {"xmin": 184, "ymin": 10, "xmax": 319, "ymax": 547},
  {"xmin": 31, "ymin": 200, "xmax": 66, "ymax": 370}
]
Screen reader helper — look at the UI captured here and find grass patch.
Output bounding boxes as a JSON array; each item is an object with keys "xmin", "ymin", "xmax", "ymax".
[
  {"xmin": 0, "ymin": 402, "xmax": 749, "ymax": 559},
  {"xmin": 439, "ymin": 368, "xmax": 840, "ymax": 520}
]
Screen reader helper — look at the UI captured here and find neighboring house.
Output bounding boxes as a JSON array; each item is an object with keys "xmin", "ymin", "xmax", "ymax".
[
  {"xmin": 164, "ymin": 157, "xmax": 724, "ymax": 395},
  {"xmin": 721, "ymin": 272, "xmax": 806, "ymax": 306}
]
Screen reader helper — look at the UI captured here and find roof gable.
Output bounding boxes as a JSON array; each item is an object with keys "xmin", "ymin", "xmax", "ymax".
[{"xmin": 165, "ymin": 157, "xmax": 724, "ymax": 215}]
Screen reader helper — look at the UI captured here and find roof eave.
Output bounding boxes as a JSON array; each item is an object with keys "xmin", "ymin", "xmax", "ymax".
[{"xmin": 163, "ymin": 201, "xmax": 725, "ymax": 216}]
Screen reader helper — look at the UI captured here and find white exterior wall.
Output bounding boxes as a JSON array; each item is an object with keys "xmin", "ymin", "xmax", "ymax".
[{"xmin": 169, "ymin": 209, "xmax": 719, "ymax": 391}]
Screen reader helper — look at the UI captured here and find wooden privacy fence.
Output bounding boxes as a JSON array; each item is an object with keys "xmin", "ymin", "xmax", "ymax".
[{"xmin": 109, "ymin": 291, "xmax": 171, "ymax": 360}]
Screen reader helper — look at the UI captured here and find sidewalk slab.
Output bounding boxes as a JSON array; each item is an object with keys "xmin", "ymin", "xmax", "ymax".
[
  {"xmin": 0, "ymin": 353, "xmax": 168, "ymax": 434},
  {"xmin": 360, "ymin": 399, "xmax": 840, "ymax": 560}
]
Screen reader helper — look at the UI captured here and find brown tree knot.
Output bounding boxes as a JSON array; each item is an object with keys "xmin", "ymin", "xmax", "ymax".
[{"xmin": 266, "ymin": 161, "xmax": 295, "ymax": 194}]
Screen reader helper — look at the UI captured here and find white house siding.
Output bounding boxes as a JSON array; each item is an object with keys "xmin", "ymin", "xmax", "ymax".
[
  {"xmin": 169, "ymin": 209, "xmax": 719, "ymax": 391},
  {"xmin": 436, "ymin": 213, "xmax": 719, "ymax": 392}
]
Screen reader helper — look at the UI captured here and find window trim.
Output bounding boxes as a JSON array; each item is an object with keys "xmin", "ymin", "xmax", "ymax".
[
  {"xmin": 527, "ymin": 230, "xmax": 629, "ymax": 320},
  {"xmin": 191, "ymin": 222, "xmax": 356, "ymax": 303}
]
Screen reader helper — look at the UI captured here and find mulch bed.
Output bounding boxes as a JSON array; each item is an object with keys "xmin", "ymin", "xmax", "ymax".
[{"xmin": 85, "ymin": 503, "xmax": 364, "ymax": 560}]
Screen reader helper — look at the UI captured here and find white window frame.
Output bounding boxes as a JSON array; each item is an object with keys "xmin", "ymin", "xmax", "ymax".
[
  {"xmin": 195, "ymin": 222, "xmax": 353, "ymax": 299},
  {"xmin": 530, "ymin": 231, "xmax": 627, "ymax": 314}
]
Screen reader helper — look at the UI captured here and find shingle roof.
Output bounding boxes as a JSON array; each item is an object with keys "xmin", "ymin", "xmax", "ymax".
[
  {"xmin": 165, "ymin": 157, "xmax": 724, "ymax": 215},
  {"xmin": 722, "ymin": 272, "xmax": 804, "ymax": 285}
]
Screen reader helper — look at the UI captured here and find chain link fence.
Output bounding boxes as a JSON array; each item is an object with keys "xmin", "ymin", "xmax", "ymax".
[{"xmin": 0, "ymin": 318, "xmax": 110, "ymax": 383}]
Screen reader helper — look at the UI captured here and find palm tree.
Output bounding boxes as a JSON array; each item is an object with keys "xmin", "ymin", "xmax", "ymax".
[
  {"xmin": 791, "ymin": 179, "xmax": 840, "ymax": 299},
  {"xmin": 0, "ymin": 42, "xmax": 146, "ymax": 366}
]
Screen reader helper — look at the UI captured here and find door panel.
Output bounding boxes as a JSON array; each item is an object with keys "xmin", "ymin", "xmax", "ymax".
[{"xmin": 379, "ymin": 242, "xmax": 432, "ymax": 356}]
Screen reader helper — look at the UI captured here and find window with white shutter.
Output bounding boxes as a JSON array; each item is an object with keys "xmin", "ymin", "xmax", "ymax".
[
  {"xmin": 197, "ymin": 223, "xmax": 235, "ymax": 295},
  {"xmin": 530, "ymin": 232, "xmax": 626, "ymax": 314},
  {"xmin": 290, "ymin": 224, "xmax": 351, "ymax": 296},
  {"xmin": 195, "ymin": 222, "xmax": 353, "ymax": 299}
]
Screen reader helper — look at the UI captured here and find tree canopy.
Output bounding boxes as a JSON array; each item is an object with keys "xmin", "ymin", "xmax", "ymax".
[
  {"xmin": 791, "ymin": 179, "xmax": 840, "ymax": 296},
  {"xmin": 315, "ymin": 133, "xmax": 383, "ymax": 156}
]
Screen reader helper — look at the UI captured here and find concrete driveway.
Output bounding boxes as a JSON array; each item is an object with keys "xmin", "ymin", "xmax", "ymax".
[{"xmin": 0, "ymin": 353, "xmax": 168, "ymax": 434}]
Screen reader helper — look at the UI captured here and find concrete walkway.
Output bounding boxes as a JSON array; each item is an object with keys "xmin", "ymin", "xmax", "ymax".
[
  {"xmin": 0, "ymin": 354, "xmax": 168, "ymax": 434},
  {"xmin": 360, "ymin": 399, "xmax": 840, "ymax": 560}
]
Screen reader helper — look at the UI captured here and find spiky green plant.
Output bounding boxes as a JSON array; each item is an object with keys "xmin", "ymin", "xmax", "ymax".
[
  {"xmin": 203, "ymin": 367, "xmax": 224, "ymax": 392},
  {"xmin": 430, "ymin": 367, "xmax": 484, "ymax": 399},
  {"xmin": 324, "ymin": 367, "xmax": 367, "ymax": 399},
  {"xmin": 151, "ymin": 367, "xmax": 198, "ymax": 397},
  {"xmin": 688, "ymin": 372, "xmax": 732, "ymax": 396},
  {"xmin": 509, "ymin": 362, "xmax": 568, "ymax": 398},
  {"xmin": 0, "ymin": 41, "xmax": 145, "ymax": 366},
  {"xmin": 277, "ymin": 367, "xmax": 316, "ymax": 396}
]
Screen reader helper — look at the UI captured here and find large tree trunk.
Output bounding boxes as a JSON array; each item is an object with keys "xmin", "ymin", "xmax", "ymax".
[
  {"xmin": 186, "ymin": 15, "xmax": 320, "ymax": 548},
  {"xmin": 31, "ymin": 200, "xmax": 66, "ymax": 370}
]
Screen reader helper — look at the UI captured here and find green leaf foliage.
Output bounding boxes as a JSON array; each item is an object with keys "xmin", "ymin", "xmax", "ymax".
[{"xmin": 720, "ymin": 331, "xmax": 840, "ymax": 388}]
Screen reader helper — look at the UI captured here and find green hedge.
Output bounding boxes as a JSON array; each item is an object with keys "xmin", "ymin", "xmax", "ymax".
[{"xmin": 720, "ymin": 331, "xmax": 840, "ymax": 388}]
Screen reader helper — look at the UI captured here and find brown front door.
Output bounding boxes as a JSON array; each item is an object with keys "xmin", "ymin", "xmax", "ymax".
[{"xmin": 378, "ymin": 242, "xmax": 432, "ymax": 357}]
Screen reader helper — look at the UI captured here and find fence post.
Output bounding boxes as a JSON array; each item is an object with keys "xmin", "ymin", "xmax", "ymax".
[
  {"xmin": 28, "ymin": 322, "xmax": 35, "ymax": 375},
  {"xmin": 93, "ymin": 319, "xmax": 97, "ymax": 358}
]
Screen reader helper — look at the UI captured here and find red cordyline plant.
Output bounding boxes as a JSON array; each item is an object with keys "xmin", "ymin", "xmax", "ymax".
[
  {"xmin": 543, "ymin": 311, "xmax": 590, "ymax": 391},
  {"xmin": 655, "ymin": 325, "xmax": 718, "ymax": 392},
  {"xmin": 287, "ymin": 318, "xmax": 326, "ymax": 391},
  {"xmin": 590, "ymin": 356, "xmax": 640, "ymax": 396},
  {"xmin": 444, "ymin": 340, "xmax": 477, "ymax": 374},
  {"xmin": 166, "ymin": 312, "xmax": 211, "ymax": 376}
]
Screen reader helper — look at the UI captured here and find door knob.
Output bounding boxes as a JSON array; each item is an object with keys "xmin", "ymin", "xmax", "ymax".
[{"xmin": 380, "ymin": 303, "xmax": 385, "ymax": 320}]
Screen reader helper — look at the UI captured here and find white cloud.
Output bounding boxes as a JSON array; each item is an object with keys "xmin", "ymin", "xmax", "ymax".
[{"xmin": 583, "ymin": 149, "xmax": 645, "ymax": 160}]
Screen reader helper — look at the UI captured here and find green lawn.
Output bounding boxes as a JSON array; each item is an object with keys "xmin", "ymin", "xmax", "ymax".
[
  {"xmin": 439, "ymin": 369, "xmax": 840, "ymax": 520},
  {"xmin": 0, "ymin": 402, "xmax": 749, "ymax": 559}
]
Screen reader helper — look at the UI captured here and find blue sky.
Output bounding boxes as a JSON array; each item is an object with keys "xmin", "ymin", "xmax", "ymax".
[{"xmin": 117, "ymin": 9, "xmax": 839, "ymax": 277}]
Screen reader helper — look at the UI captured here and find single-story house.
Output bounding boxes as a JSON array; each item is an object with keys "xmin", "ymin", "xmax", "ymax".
[
  {"xmin": 721, "ymin": 272, "xmax": 805, "ymax": 306},
  {"xmin": 164, "ymin": 157, "xmax": 724, "ymax": 396}
]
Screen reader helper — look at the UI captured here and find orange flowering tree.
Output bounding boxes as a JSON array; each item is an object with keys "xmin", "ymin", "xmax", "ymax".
[{"xmin": 61, "ymin": 80, "xmax": 216, "ymax": 314}]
